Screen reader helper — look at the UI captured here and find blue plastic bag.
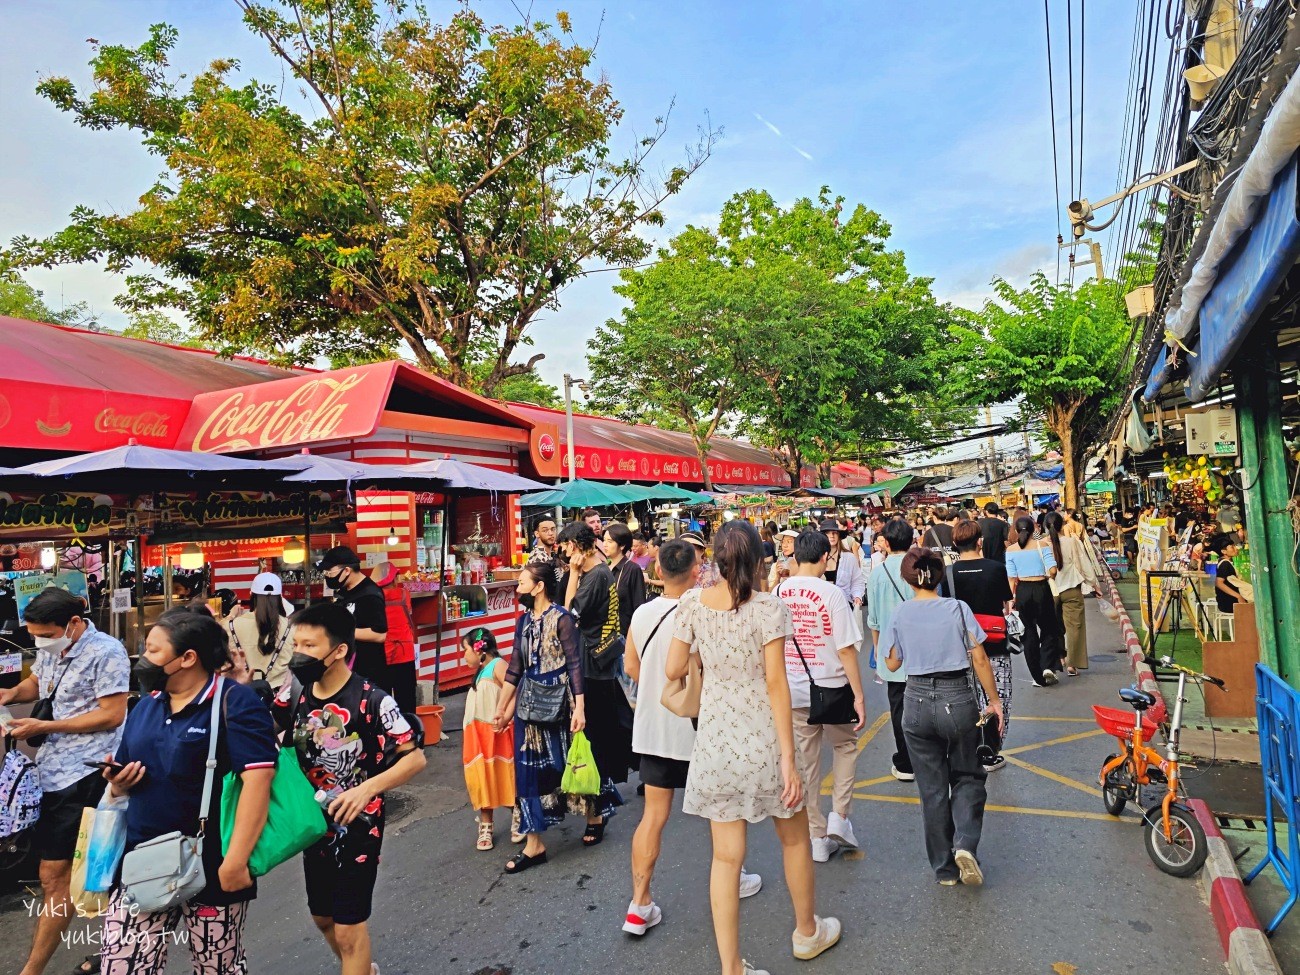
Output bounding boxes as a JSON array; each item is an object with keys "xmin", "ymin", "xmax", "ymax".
[{"xmin": 83, "ymin": 792, "xmax": 129, "ymax": 893}]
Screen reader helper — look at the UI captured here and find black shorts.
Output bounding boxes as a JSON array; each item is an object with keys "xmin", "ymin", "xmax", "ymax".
[
  {"xmin": 33, "ymin": 770, "xmax": 106, "ymax": 862},
  {"xmin": 637, "ymin": 754, "xmax": 690, "ymax": 791},
  {"xmin": 303, "ymin": 824, "xmax": 383, "ymax": 926}
]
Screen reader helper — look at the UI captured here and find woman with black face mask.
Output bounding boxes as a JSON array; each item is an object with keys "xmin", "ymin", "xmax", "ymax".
[
  {"xmin": 100, "ymin": 608, "xmax": 278, "ymax": 973},
  {"xmin": 493, "ymin": 560, "xmax": 615, "ymax": 874}
]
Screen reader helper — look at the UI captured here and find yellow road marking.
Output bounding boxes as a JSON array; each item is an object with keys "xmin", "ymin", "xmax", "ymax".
[
  {"xmin": 1001, "ymin": 728, "xmax": 1106, "ymax": 756},
  {"xmin": 1003, "ymin": 755, "xmax": 1105, "ymax": 800},
  {"xmin": 853, "ymin": 775, "xmax": 897, "ymax": 789},
  {"xmin": 817, "ymin": 712, "xmax": 890, "ymax": 792},
  {"xmin": 851, "ymin": 792, "xmax": 1129, "ymax": 823}
]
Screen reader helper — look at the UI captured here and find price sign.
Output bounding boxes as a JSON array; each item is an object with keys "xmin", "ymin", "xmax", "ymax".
[{"xmin": 0, "ymin": 653, "xmax": 20, "ymax": 676}]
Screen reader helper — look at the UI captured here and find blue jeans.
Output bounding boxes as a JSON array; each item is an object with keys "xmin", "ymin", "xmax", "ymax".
[{"xmin": 902, "ymin": 675, "xmax": 988, "ymax": 879}]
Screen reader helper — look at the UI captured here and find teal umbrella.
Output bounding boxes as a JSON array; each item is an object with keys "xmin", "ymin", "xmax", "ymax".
[
  {"xmin": 519, "ymin": 478, "xmax": 645, "ymax": 509},
  {"xmin": 638, "ymin": 483, "xmax": 714, "ymax": 504}
]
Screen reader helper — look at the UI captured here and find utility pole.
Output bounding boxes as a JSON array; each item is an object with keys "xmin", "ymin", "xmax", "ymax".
[
  {"xmin": 562, "ymin": 373, "xmax": 586, "ymax": 523},
  {"xmin": 1059, "ymin": 236, "xmax": 1106, "ymax": 281},
  {"xmin": 984, "ymin": 405, "xmax": 999, "ymax": 494}
]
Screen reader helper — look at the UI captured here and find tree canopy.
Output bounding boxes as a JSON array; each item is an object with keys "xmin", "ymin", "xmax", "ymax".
[
  {"xmin": 586, "ymin": 188, "xmax": 961, "ymax": 488},
  {"xmin": 954, "ymin": 273, "xmax": 1132, "ymax": 508},
  {"xmin": 4, "ymin": 1, "xmax": 713, "ymax": 396},
  {"xmin": 0, "ymin": 273, "xmax": 97, "ymax": 329}
]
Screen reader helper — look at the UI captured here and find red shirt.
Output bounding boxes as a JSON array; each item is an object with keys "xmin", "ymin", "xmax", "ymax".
[{"xmin": 382, "ymin": 586, "xmax": 416, "ymax": 665}]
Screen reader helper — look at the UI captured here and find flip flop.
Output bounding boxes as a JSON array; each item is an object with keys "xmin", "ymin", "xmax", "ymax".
[
  {"xmin": 73, "ymin": 956, "xmax": 100, "ymax": 975},
  {"xmin": 505, "ymin": 850, "xmax": 548, "ymax": 873}
]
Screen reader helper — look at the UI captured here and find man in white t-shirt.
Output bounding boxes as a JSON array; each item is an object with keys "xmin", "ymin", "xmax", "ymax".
[
  {"xmin": 776, "ymin": 530, "xmax": 866, "ymax": 862},
  {"xmin": 621, "ymin": 539, "xmax": 760, "ymax": 936}
]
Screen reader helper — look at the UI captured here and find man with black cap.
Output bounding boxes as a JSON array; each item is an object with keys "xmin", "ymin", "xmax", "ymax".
[{"xmin": 317, "ymin": 546, "xmax": 389, "ymax": 687}]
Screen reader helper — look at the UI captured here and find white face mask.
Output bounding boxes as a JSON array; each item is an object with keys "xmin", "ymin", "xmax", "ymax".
[{"xmin": 33, "ymin": 622, "xmax": 74, "ymax": 655}]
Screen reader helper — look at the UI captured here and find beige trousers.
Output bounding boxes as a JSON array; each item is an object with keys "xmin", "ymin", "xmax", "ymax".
[
  {"xmin": 792, "ymin": 707, "xmax": 859, "ymax": 838},
  {"xmin": 1057, "ymin": 585, "xmax": 1089, "ymax": 670}
]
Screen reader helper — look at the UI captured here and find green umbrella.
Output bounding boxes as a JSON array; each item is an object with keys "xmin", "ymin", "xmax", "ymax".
[
  {"xmin": 519, "ymin": 478, "xmax": 646, "ymax": 509},
  {"xmin": 638, "ymin": 483, "xmax": 715, "ymax": 504}
]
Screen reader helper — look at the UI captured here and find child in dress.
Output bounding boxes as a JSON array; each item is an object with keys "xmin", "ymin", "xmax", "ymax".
[{"xmin": 461, "ymin": 627, "xmax": 520, "ymax": 850}]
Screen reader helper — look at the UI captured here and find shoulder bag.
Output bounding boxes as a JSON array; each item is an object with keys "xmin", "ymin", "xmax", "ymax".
[
  {"xmin": 28, "ymin": 658, "xmax": 73, "ymax": 748},
  {"xmin": 515, "ymin": 613, "xmax": 567, "ymax": 724},
  {"xmin": 120, "ymin": 677, "xmax": 224, "ymax": 913},
  {"xmin": 780, "ymin": 584, "xmax": 856, "ymax": 725},
  {"xmin": 660, "ymin": 603, "xmax": 703, "ymax": 718}
]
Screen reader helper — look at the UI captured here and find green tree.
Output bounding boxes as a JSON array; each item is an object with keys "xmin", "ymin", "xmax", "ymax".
[
  {"xmin": 587, "ymin": 188, "xmax": 961, "ymax": 488},
  {"xmin": 0, "ymin": 273, "xmax": 97, "ymax": 328},
  {"xmin": 586, "ymin": 226, "xmax": 750, "ymax": 489},
  {"xmin": 955, "ymin": 273, "xmax": 1132, "ymax": 508},
  {"xmin": 470, "ymin": 360, "xmax": 560, "ymax": 407},
  {"xmin": 4, "ymin": 2, "xmax": 714, "ymax": 396},
  {"xmin": 119, "ymin": 309, "xmax": 211, "ymax": 348}
]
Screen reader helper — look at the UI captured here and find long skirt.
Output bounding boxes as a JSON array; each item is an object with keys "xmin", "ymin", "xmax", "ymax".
[
  {"xmin": 583, "ymin": 677, "xmax": 634, "ymax": 785},
  {"xmin": 514, "ymin": 670, "xmax": 622, "ymax": 835}
]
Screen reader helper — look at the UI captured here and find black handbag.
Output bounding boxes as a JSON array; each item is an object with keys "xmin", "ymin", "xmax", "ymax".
[
  {"xmin": 29, "ymin": 660, "xmax": 72, "ymax": 748},
  {"xmin": 516, "ymin": 677, "xmax": 566, "ymax": 724},
  {"xmin": 780, "ymin": 583, "xmax": 856, "ymax": 725}
]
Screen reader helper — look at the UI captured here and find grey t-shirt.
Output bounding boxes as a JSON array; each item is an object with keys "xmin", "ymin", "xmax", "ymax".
[{"xmin": 878, "ymin": 597, "xmax": 986, "ymax": 675}]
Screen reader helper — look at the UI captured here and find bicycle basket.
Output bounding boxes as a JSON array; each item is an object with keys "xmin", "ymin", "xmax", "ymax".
[{"xmin": 1092, "ymin": 705, "xmax": 1158, "ymax": 741}]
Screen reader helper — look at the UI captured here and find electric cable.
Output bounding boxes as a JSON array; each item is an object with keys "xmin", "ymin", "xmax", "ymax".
[{"xmin": 1045, "ymin": 0, "xmax": 1065, "ymax": 285}]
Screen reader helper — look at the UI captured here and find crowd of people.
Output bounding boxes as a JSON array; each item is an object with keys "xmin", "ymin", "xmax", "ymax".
[{"xmin": 2, "ymin": 498, "xmax": 1122, "ymax": 975}]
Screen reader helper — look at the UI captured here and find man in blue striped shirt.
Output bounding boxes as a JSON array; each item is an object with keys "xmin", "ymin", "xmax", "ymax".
[{"xmin": 867, "ymin": 518, "xmax": 917, "ymax": 782}]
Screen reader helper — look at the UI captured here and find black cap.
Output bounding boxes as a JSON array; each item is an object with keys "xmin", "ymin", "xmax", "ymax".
[{"xmin": 316, "ymin": 545, "xmax": 361, "ymax": 572}]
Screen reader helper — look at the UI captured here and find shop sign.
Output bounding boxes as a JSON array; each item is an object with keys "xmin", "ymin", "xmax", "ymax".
[
  {"xmin": 0, "ymin": 493, "xmax": 113, "ymax": 535},
  {"xmin": 14, "ymin": 570, "xmax": 88, "ymax": 617},
  {"xmin": 1085, "ymin": 480, "xmax": 1117, "ymax": 493},
  {"xmin": 559, "ymin": 445, "xmax": 789, "ymax": 487},
  {"xmin": 165, "ymin": 492, "xmax": 331, "ymax": 527},
  {"xmin": 181, "ymin": 363, "xmax": 393, "ymax": 453},
  {"xmin": 93, "ymin": 407, "xmax": 171, "ymax": 440}
]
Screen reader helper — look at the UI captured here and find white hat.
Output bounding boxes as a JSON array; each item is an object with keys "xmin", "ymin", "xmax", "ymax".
[
  {"xmin": 250, "ymin": 572, "xmax": 282, "ymax": 596},
  {"xmin": 250, "ymin": 572, "xmax": 295, "ymax": 616}
]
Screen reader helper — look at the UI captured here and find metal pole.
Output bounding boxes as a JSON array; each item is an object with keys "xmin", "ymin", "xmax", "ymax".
[
  {"xmin": 1236, "ymin": 338, "xmax": 1300, "ymax": 683},
  {"xmin": 564, "ymin": 373, "xmax": 577, "ymax": 485}
]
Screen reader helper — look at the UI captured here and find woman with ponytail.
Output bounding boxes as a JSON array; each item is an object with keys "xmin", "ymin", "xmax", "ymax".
[
  {"xmin": 1004, "ymin": 516, "xmax": 1063, "ymax": 686},
  {"xmin": 460, "ymin": 626, "xmax": 519, "ymax": 851}
]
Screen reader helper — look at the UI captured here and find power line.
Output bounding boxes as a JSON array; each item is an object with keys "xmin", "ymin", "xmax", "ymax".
[
  {"xmin": 1045, "ymin": 0, "xmax": 1064, "ymax": 285},
  {"xmin": 1079, "ymin": 0, "xmax": 1086, "ymax": 202},
  {"xmin": 1067, "ymin": 0, "xmax": 1076, "ymax": 206}
]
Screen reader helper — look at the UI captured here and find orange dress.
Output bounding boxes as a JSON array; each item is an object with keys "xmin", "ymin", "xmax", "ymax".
[{"xmin": 462, "ymin": 659, "xmax": 516, "ymax": 810}]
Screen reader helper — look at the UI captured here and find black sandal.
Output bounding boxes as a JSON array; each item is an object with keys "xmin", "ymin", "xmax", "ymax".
[
  {"xmin": 505, "ymin": 850, "xmax": 547, "ymax": 873},
  {"xmin": 73, "ymin": 956, "xmax": 101, "ymax": 975},
  {"xmin": 582, "ymin": 820, "xmax": 606, "ymax": 846}
]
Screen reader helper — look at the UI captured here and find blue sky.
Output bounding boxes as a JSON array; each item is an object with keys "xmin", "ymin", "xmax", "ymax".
[{"xmin": 0, "ymin": 0, "xmax": 1137, "ymax": 418}]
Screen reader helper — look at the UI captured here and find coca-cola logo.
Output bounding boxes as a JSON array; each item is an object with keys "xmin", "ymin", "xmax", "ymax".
[
  {"xmin": 537, "ymin": 433, "xmax": 556, "ymax": 461},
  {"xmin": 190, "ymin": 374, "xmax": 364, "ymax": 452},
  {"xmin": 94, "ymin": 407, "xmax": 170, "ymax": 439}
]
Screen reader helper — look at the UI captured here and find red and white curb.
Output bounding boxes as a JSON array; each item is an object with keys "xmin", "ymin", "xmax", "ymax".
[
  {"xmin": 1086, "ymin": 539, "xmax": 1168, "ymax": 723},
  {"xmin": 1188, "ymin": 799, "xmax": 1283, "ymax": 975}
]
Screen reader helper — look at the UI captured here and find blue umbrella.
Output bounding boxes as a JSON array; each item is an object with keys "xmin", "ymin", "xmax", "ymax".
[
  {"xmin": 269, "ymin": 452, "xmax": 390, "ymax": 484},
  {"xmin": 520, "ymin": 479, "xmax": 645, "ymax": 509},
  {"xmin": 20, "ymin": 441, "xmax": 276, "ymax": 477}
]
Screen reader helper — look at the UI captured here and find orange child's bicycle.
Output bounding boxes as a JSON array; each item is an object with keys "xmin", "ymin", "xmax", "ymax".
[{"xmin": 1094, "ymin": 655, "xmax": 1226, "ymax": 877}]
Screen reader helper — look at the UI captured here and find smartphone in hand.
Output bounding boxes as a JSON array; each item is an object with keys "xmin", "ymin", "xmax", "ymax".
[{"xmin": 83, "ymin": 760, "xmax": 124, "ymax": 775}]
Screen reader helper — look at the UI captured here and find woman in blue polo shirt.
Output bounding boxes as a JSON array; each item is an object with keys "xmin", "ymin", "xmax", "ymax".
[{"xmin": 99, "ymin": 609, "xmax": 277, "ymax": 975}]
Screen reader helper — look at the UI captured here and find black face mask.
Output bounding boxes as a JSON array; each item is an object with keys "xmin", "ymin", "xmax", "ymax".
[
  {"xmin": 519, "ymin": 591, "xmax": 536, "ymax": 611},
  {"xmin": 288, "ymin": 651, "xmax": 330, "ymax": 685},
  {"xmin": 329, "ymin": 569, "xmax": 351, "ymax": 590},
  {"xmin": 134, "ymin": 656, "xmax": 178, "ymax": 695}
]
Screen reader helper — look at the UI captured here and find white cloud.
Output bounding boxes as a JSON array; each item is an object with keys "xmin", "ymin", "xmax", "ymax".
[{"xmin": 753, "ymin": 112, "xmax": 781, "ymax": 137}]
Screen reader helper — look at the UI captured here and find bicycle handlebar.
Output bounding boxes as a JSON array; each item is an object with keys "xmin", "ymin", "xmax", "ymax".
[{"xmin": 1146, "ymin": 654, "xmax": 1227, "ymax": 689}]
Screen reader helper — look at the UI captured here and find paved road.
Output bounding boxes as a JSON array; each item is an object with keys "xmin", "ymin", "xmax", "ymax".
[{"xmin": 0, "ymin": 599, "xmax": 1226, "ymax": 975}]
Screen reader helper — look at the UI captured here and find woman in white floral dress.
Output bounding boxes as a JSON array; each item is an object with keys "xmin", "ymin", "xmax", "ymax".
[{"xmin": 667, "ymin": 521, "xmax": 842, "ymax": 975}]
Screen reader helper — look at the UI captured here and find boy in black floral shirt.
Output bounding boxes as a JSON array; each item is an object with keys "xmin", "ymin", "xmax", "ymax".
[{"xmin": 277, "ymin": 603, "xmax": 426, "ymax": 975}]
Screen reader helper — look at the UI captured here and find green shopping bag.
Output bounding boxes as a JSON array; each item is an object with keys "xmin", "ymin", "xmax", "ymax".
[
  {"xmin": 560, "ymin": 730, "xmax": 601, "ymax": 796},
  {"xmin": 221, "ymin": 748, "xmax": 328, "ymax": 877}
]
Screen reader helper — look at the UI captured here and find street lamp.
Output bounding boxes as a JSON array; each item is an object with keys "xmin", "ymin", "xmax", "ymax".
[
  {"xmin": 563, "ymin": 374, "xmax": 587, "ymax": 485},
  {"xmin": 1067, "ymin": 161, "xmax": 1199, "ymax": 239}
]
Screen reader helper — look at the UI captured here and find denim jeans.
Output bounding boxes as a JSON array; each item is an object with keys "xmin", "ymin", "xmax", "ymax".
[{"xmin": 902, "ymin": 675, "xmax": 988, "ymax": 879}]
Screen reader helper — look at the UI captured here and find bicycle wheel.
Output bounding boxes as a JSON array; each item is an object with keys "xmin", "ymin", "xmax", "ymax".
[
  {"xmin": 1143, "ymin": 801, "xmax": 1208, "ymax": 877},
  {"xmin": 1101, "ymin": 756, "xmax": 1129, "ymax": 816}
]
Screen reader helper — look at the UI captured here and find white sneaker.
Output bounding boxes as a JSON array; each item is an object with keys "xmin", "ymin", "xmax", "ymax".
[
  {"xmin": 739, "ymin": 869, "xmax": 763, "ymax": 899},
  {"xmin": 890, "ymin": 764, "xmax": 915, "ymax": 782},
  {"xmin": 1042, "ymin": 670, "xmax": 1059, "ymax": 686},
  {"xmin": 826, "ymin": 811, "xmax": 858, "ymax": 850},
  {"xmin": 954, "ymin": 849, "xmax": 984, "ymax": 886},
  {"xmin": 742, "ymin": 961, "xmax": 769, "ymax": 975},
  {"xmin": 792, "ymin": 915, "xmax": 842, "ymax": 960},
  {"xmin": 622, "ymin": 900, "xmax": 662, "ymax": 935},
  {"xmin": 810, "ymin": 836, "xmax": 840, "ymax": 862}
]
